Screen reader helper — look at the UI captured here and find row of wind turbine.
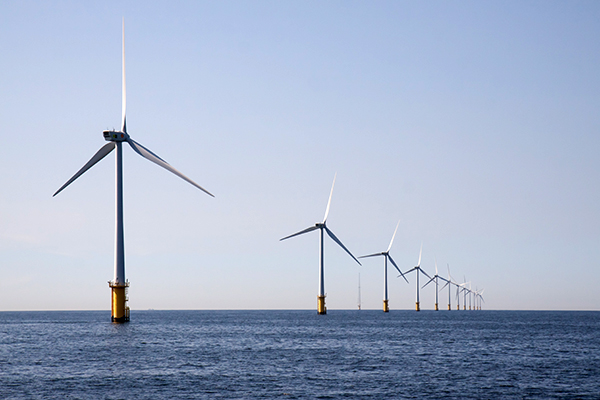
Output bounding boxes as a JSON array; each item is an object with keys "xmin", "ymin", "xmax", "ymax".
[{"xmin": 279, "ymin": 174, "xmax": 485, "ymax": 314}]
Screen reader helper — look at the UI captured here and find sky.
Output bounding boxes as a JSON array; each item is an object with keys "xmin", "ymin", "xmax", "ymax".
[{"xmin": 1, "ymin": 1, "xmax": 599, "ymax": 311}]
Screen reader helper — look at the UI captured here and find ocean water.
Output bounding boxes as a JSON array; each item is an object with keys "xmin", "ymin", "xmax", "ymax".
[{"xmin": 0, "ymin": 310, "xmax": 599, "ymax": 399}]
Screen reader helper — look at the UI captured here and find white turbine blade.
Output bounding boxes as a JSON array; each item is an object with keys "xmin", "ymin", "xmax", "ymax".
[
  {"xmin": 440, "ymin": 280, "xmax": 450, "ymax": 290},
  {"xmin": 435, "ymin": 257, "xmax": 438, "ymax": 276},
  {"xmin": 53, "ymin": 142, "xmax": 116, "ymax": 197},
  {"xmin": 324, "ymin": 226, "xmax": 361, "ymax": 265},
  {"xmin": 280, "ymin": 225, "xmax": 319, "ymax": 241},
  {"xmin": 388, "ymin": 254, "xmax": 408, "ymax": 283},
  {"xmin": 417, "ymin": 242, "xmax": 423, "ymax": 267},
  {"xmin": 121, "ymin": 18, "xmax": 127, "ymax": 133},
  {"xmin": 420, "ymin": 268, "xmax": 433, "ymax": 281},
  {"xmin": 358, "ymin": 252, "xmax": 384, "ymax": 259},
  {"xmin": 127, "ymin": 139, "xmax": 214, "ymax": 197},
  {"xmin": 323, "ymin": 173, "xmax": 336, "ymax": 223},
  {"xmin": 386, "ymin": 220, "xmax": 401, "ymax": 252},
  {"xmin": 403, "ymin": 266, "xmax": 417, "ymax": 276},
  {"xmin": 421, "ymin": 275, "xmax": 436, "ymax": 289},
  {"xmin": 447, "ymin": 264, "xmax": 455, "ymax": 282}
]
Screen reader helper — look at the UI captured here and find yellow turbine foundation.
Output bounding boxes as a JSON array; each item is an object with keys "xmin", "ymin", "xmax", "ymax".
[
  {"xmin": 463, "ymin": 305, "xmax": 466, "ymax": 310},
  {"xmin": 317, "ymin": 295, "xmax": 326, "ymax": 315},
  {"xmin": 457, "ymin": 305, "xmax": 460, "ymax": 310},
  {"xmin": 109, "ymin": 281, "xmax": 130, "ymax": 323},
  {"xmin": 415, "ymin": 301, "xmax": 420, "ymax": 311},
  {"xmin": 383, "ymin": 299, "xmax": 389, "ymax": 313},
  {"xmin": 435, "ymin": 303, "xmax": 438, "ymax": 311}
]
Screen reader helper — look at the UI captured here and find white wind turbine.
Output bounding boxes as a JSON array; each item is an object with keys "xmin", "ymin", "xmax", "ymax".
[
  {"xmin": 53, "ymin": 21, "xmax": 213, "ymax": 322},
  {"xmin": 422, "ymin": 258, "xmax": 449, "ymax": 311},
  {"xmin": 476, "ymin": 289, "xmax": 485, "ymax": 310},
  {"xmin": 460, "ymin": 278, "xmax": 471, "ymax": 311},
  {"xmin": 358, "ymin": 220, "xmax": 408, "ymax": 312},
  {"xmin": 280, "ymin": 174, "xmax": 361, "ymax": 315},
  {"xmin": 439, "ymin": 264, "xmax": 456, "ymax": 310},
  {"xmin": 403, "ymin": 244, "xmax": 432, "ymax": 311}
]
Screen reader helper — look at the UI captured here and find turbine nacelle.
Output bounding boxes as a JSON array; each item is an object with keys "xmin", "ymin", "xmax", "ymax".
[{"xmin": 103, "ymin": 130, "xmax": 130, "ymax": 142}]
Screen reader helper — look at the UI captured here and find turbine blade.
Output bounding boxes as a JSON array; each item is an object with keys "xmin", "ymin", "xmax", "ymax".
[
  {"xmin": 323, "ymin": 173, "xmax": 336, "ymax": 223},
  {"xmin": 53, "ymin": 142, "xmax": 116, "ymax": 197},
  {"xmin": 388, "ymin": 255, "xmax": 408, "ymax": 283},
  {"xmin": 417, "ymin": 242, "xmax": 422, "ymax": 267},
  {"xmin": 127, "ymin": 139, "xmax": 214, "ymax": 197},
  {"xmin": 386, "ymin": 220, "xmax": 401, "ymax": 252},
  {"xmin": 357, "ymin": 252, "xmax": 384, "ymax": 259},
  {"xmin": 435, "ymin": 257, "xmax": 438, "ymax": 276},
  {"xmin": 122, "ymin": 18, "xmax": 127, "ymax": 133},
  {"xmin": 447, "ymin": 263, "xmax": 455, "ymax": 282},
  {"xmin": 420, "ymin": 268, "xmax": 433, "ymax": 281},
  {"xmin": 324, "ymin": 226, "xmax": 361, "ymax": 265},
  {"xmin": 422, "ymin": 275, "xmax": 435, "ymax": 289},
  {"xmin": 280, "ymin": 225, "xmax": 319, "ymax": 241},
  {"xmin": 402, "ymin": 267, "xmax": 417, "ymax": 280},
  {"xmin": 440, "ymin": 280, "xmax": 450, "ymax": 290}
]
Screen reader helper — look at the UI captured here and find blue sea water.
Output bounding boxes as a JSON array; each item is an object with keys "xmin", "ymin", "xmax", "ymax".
[{"xmin": 0, "ymin": 310, "xmax": 599, "ymax": 399}]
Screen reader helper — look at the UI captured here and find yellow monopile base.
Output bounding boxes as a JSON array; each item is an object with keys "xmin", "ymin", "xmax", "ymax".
[
  {"xmin": 457, "ymin": 305, "xmax": 460, "ymax": 310},
  {"xmin": 383, "ymin": 299, "xmax": 389, "ymax": 312},
  {"xmin": 415, "ymin": 301, "xmax": 420, "ymax": 311},
  {"xmin": 469, "ymin": 306, "xmax": 472, "ymax": 310},
  {"xmin": 109, "ymin": 281, "xmax": 130, "ymax": 323},
  {"xmin": 317, "ymin": 295, "xmax": 326, "ymax": 315},
  {"xmin": 448, "ymin": 304, "xmax": 451, "ymax": 310},
  {"xmin": 435, "ymin": 303, "xmax": 438, "ymax": 311},
  {"xmin": 463, "ymin": 305, "xmax": 466, "ymax": 310}
]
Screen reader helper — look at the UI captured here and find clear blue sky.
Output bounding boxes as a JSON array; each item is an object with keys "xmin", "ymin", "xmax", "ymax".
[{"xmin": 1, "ymin": 1, "xmax": 599, "ymax": 310}]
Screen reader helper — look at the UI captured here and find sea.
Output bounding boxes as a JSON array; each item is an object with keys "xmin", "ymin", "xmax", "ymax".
[{"xmin": 0, "ymin": 310, "xmax": 599, "ymax": 399}]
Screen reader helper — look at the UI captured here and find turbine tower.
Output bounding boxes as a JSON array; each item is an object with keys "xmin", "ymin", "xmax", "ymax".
[
  {"xmin": 280, "ymin": 174, "xmax": 361, "ymax": 315},
  {"xmin": 53, "ymin": 20, "xmax": 213, "ymax": 322},
  {"xmin": 358, "ymin": 220, "xmax": 408, "ymax": 312},
  {"xmin": 403, "ymin": 244, "xmax": 432, "ymax": 311}
]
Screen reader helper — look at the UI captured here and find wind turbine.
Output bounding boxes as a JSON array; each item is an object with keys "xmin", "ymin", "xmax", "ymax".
[
  {"xmin": 53, "ymin": 21, "xmax": 213, "ymax": 323},
  {"xmin": 468, "ymin": 283, "xmax": 473, "ymax": 310},
  {"xmin": 477, "ymin": 289, "xmax": 485, "ymax": 310},
  {"xmin": 440, "ymin": 264, "xmax": 455, "ymax": 310},
  {"xmin": 460, "ymin": 278, "xmax": 470, "ymax": 311},
  {"xmin": 280, "ymin": 174, "xmax": 361, "ymax": 315},
  {"xmin": 403, "ymin": 244, "xmax": 432, "ymax": 311},
  {"xmin": 422, "ymin": 258, "xmax": 449, "ymax": 311},
  {"xmin": 358, "ymin": 220, "xmax": 408, "ymax": 312}
]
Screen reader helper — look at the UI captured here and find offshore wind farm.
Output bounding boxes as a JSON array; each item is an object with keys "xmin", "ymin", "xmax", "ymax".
[
  {"xmin": 2, "ymin": 2, "xmax": 600, "ymax": 399},
  {"xmin": 2, "ymin": 3, "xmax": 600, "ymax": 312}
]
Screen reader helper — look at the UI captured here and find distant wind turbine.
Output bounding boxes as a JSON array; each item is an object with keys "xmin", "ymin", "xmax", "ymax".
[
  {"xmin": 476, "ymin": 289, "xmax": 485, "ymax": 310},
  {"xmin": 422, "ymin": 258, "xmax": 449, "ymax": 311},
  {"xmin": 439, "ymin": 264, "xmax": 456, "ymax": 310},
  {"xmin": 403, "ymin": 244, "xmax": 432, "ymax": 311},
  {"xmin": 280, "ymin": 174, "xmax": 361, "ymax": 315},
  {"xmin": 53, "ymin": 20, "xmax": 213, "ymax": 323},
  {"xmin": 358, "ymin": 220, "xmax": 408, "ymax": 312},
  {"xmin": 460, "ymin": 278, "xmax": 470, "ymax": 311}
]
